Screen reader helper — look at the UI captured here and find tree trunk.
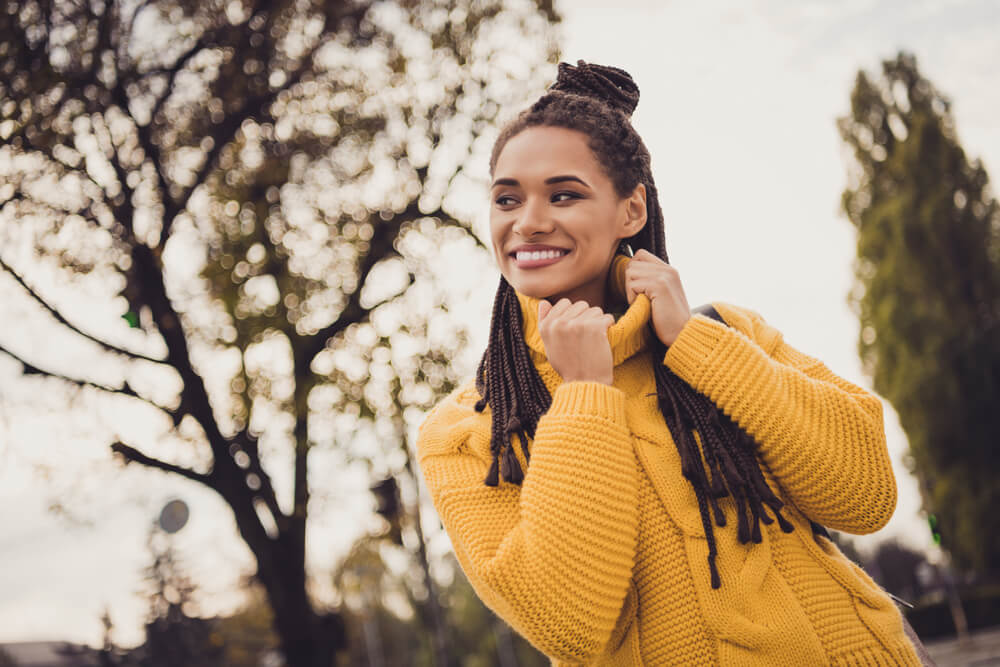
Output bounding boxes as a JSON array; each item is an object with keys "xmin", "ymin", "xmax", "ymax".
[
  {"xmin": 217, "ymin": 453, "xmax": 343, "ymax": 667},
  {"xmin": 404, "ymin": 456, "xmax": 456, "ymax": 667}
]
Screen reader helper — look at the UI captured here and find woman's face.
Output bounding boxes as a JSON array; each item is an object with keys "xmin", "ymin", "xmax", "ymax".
[{"xmin": 489, "ymin": 126, "xmax": 645, "ymax": 309}]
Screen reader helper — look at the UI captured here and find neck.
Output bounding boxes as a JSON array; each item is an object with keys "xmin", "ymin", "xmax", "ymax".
[
  {"xmin": 538, "ymin": 254, "xmax": 630, "ymax": 312},
  {"xmin": 540, "ymin": 273, "xmax": 611, "ymax": 310},
  {"xmin": 513, "ymin": 254, "xmax": 653, "ymax": 368}
]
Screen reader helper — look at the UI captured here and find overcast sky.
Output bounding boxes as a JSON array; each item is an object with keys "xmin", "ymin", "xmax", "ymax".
[{"xmin": 1, "ymin": 0, "xmax": 998, "ymax": 649}]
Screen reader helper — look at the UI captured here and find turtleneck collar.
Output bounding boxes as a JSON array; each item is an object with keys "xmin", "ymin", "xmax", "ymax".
[{"xmin": 514, "ymin": 254, "xmax": 653, "ymax": 368}]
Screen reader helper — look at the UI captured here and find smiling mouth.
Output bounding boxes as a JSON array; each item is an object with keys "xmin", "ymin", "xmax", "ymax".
[{"xmin": 511, "ymin": 248, "xmax": 570, "ymax": 268}]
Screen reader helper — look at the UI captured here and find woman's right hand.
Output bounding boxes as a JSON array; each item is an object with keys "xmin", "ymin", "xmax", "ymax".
[{"xmin": 537, "ymin": 299, "xmax": 615, "ymax": 385}]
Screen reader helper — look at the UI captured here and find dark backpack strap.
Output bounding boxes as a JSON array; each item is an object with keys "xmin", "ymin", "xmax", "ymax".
[
  {"xmin": 692, "ymin": 302, "xmax": 724, "ymax": 322},
  {"xmin": 690, "ymin": 303, "xmax": 832, "ymax": 542}
]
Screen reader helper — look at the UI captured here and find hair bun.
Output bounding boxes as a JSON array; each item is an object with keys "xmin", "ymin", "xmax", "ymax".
[{"xmin": 548, "ymin": 60, "xmax": 640, "ymax": 118}]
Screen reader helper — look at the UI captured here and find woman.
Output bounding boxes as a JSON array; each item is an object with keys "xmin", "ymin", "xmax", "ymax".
[{"xmin": 416, "ymin": 60, "xmax": 926, "ymax": 666}]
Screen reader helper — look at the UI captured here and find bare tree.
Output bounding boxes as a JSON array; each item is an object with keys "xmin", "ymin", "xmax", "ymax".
[{"xmin": 0, "ymin": 0, "xmax": 559, "ymax": 664}]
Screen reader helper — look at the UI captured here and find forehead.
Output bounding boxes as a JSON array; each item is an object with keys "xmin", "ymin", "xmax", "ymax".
[{"xmin": 493, "ymin": 126, "xmax": 605, "ymax": 183}]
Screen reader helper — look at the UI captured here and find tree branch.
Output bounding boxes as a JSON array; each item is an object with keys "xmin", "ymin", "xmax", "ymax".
[
  {"xmin": 128, "ymin": 243, "xmax": 231, "ymax": 459},
  {"xmin": 112, "ymin": 78, "xmax": 170, "ymax": 205},
  {"xmin": 0, "ymin": 191, "xmax": 105, "ymax": 232},
  {"xmin": 21, "ymin": 133, "xmax": 112, "ymax": 204},
  {"xmin": 88, "ymin": 0, "xmax": 114, "ymax": 87},
  {"xmin": 116, "ymin": 11, "xmax": 239, "ymax": 203},
  {"xmin": 299, "ymin": 195, "xmax": 439, "ymax": 367},
  {"xmin": 0, "ymin": 343, "xmax": 180, "ymax": 425},
  {"xmin": 158, "ymin": 71, "xmax": 302, "ymax": 245},
  {"xmin": 111, "ymin": 441, "xmax": 212, "ymax": 485},
  {"xmin": 127, "ymin": 0, "xmax": 156, "ymax": 45},
  {"xmin": 0, "ymin": 256, "xmax": 167, "ymax": 365},
  {"xmin": 157, "ymin": 1, "xmax": 376, "ymax": 247},
  {"xmin": 233, "ymin": 428, "xmax": 288, "ymax": 527},
  {"xmin": 91, "ymin": 112, "xmax": 134, "ymax": 215}
]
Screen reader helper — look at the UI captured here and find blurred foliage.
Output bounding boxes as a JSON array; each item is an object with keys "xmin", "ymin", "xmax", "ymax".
[
  {"xmin": 333, "ymin": 540, "xmax": 547, "ymax": 666},
  {"xmin": 213, "ymin": 587, "xmax": 282, "ymax": 666},
  {"xmin": 838, "ymin": 51, "xmax": 1000, "ymax": 576},
  {"xmin": 136, "ymin": 527, "xmax": 226, "ymax": 666},
  {"xmin": 0, "ymin": 0, "xmax": 559, "ymax": 663},
  {"xmin": 867, "ymin": 539, "xmax": 935, "ymax": 604},
  {"xmin": 101, "ymin": 529, "xmax": 549, "ymax": 666},
  {"xmin": 437, "ymin": 559, "xmax": 548, "ymax": 667},
  {"xmin": 906, "ymin": 583, "xmax": 1000, "ymax": 639},
  {"xmin": 98, "ymin": 527, "xmax": 224, "ymax": 666},
  {"xmin": 828, "ymin": 532, "xmax": 937, "ymax": 606},
  {"xmin": 100, "ymin": 529, "xmax": 279, "ymax": 666}
]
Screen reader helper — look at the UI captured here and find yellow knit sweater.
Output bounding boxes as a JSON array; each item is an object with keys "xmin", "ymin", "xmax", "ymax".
[{"xmin": 416, "ymin": 256, "xmax": 922, "ymax": 666}]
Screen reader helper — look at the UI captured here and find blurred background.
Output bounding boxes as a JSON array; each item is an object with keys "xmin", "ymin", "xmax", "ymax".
[{"xmin": 1, "ymin": 0, "xmax": 998, "ymax": 665}]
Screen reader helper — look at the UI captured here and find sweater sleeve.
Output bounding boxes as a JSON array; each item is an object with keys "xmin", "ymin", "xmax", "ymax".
[
  {"xmin": 416, "ymin": 380, "xmax": 640, "ymax": 663},
  {"xmin": 661, "ymin": 303, "xmax": 896, "ymax": 535}
]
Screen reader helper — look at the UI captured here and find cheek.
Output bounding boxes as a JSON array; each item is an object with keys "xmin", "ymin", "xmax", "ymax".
[
  {"xmin": 576, "ymin": 213, "xmax": 620, "ymax": 252},
  {"xmin": 488, "ymin": 220, "xmax": 506, "ymax": 262}
]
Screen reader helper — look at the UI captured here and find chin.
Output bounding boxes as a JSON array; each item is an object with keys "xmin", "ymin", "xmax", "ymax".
[{"xmin": 506, "ymin": 279, "xmax": 560, "ymax": 300}]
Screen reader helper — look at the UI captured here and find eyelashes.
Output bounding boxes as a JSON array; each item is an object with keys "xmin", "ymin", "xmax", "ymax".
[{"xmin": 494, "ymin": 192, "xmax": 583, "ymax": 207}]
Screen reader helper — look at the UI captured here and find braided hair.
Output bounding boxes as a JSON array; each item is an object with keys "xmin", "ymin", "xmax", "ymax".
[{"xmin": 474, "ymin": 61, "xmax": 796, "ymax": 589}]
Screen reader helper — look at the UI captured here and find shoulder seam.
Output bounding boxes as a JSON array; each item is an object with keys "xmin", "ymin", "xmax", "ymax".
[{"xmin": 710, "ymin": 301, "xmax": 784, "ymax": 356}]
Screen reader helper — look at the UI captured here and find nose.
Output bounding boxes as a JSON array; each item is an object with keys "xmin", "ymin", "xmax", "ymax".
[{"xmin": 511, "ymin": 195, "xmax": 555, "ymax": 238}]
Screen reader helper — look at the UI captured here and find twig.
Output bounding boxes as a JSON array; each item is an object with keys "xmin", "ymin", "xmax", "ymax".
[
  {"xmin": 0, "ymin": 256, "xmax": 166, "ymax": 365},
  {"xmin": 111, "ymin": 441, "xmax": 211, "ymax": 485}
]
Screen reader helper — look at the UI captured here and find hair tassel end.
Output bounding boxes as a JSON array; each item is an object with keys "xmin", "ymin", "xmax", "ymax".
[{"xmin": 484, "ymin": 454, "xmax": 500, "ymax": 487}]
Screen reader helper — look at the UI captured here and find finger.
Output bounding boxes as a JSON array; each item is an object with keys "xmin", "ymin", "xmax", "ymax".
[
  {"xmin": 555, "ymin": 298, "xmax": 577, "ymax": 311},
  {"xmin": 587, "ymin": 306, "xmax": 608, "ymax": 319},
  {"xmin": 562, "ymin": 300, "xmax": 592, "ymax": 319},
  {"xmin": 547, "ymin": 298, "xmax": 574, "ymax": 318},
  {"xmin": 538, "ymin": 299, "xmax": 552, "ymax": 322},
  {"xmin": 631, "ymin": 249, "xmax": 669, "ymax": 268},
  {"xmin": 580, "ymin": 306, "xmax": 610, "ymax": 324},
  {"xmin": 625, "ymin": 259, "xmax": 671, "ymax": 293},
  {"xmin": 623, "ymin": 273, "xmax": 638, "ymax": 304},
  {"xmin": 627, "ymin": 276, "xmax": 660, "ymax": 301},
  {"xmin": 625, "ymin": 260, "xmax": 672, "ymax": 278}
]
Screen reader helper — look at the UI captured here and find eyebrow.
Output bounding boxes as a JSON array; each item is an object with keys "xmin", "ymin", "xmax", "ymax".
[{"xmin": 491, "ymin": 175, "xmax": 591, "ymax": 189}]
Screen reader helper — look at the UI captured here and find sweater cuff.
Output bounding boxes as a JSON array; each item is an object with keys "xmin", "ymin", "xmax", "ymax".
[
  {"xmin": 662, "ymin": 314, "xmax": 730, "ymax": 386},
  {"xmin": 549, "ymin": 381, "xmax": 627, "ymax": 424}
]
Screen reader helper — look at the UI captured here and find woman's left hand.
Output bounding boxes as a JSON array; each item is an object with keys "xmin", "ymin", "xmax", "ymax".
[{"xmin": 624, "ymin": 249, "xmax": 692, "ymax": 346}]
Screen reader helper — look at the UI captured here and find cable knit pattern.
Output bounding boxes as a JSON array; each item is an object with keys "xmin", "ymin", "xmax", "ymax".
[
  {"xmin": 662, "ymin": 304, "xmax": 898, "ymax": 534},
  {"xmin": 633, "ymin": 473, "xmax": 717, "ymax": 664},
  {"xmin": 416, "ymin": 256, "xmax": 922, "ymax": 665}
]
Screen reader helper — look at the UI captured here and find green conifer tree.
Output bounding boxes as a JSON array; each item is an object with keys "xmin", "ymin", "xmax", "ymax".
[{"xmin": 838, "ymin": 52, "xmax": 1000, "ymax": 575}]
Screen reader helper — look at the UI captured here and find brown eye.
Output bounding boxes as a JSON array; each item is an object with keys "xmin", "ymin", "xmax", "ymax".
[
  {"xmin": 495, "ymin": 195, "xmax": 518, "ymax": 206},
  {"xmin": 552, "ymin": 192, "xmax": 581, "ymax": 202}
]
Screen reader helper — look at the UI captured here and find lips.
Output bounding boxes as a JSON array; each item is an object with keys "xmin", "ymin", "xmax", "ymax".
[{"xmin": 510, "ymin": 246, "xmax": 570, "ymax": 269}]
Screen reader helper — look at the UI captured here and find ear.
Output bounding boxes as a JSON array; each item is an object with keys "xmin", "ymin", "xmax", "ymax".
[{"xmin": 620, "ymin": 183, "xmax": 647, "ymax": 238}]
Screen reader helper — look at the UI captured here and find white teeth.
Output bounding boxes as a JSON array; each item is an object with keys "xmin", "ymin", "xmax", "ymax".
[{"xmin": 516, "ymin": 249, "xmax": 566, "ymax": 262}]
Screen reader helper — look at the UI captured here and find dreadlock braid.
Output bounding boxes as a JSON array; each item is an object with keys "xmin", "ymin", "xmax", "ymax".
[
  {"xmin": 475, "ymin": 277, "xmax": 550, "ymax": 487},
  {"xmin": 477, "ymin": 60, "xmax": 796, "ymax": 589}
]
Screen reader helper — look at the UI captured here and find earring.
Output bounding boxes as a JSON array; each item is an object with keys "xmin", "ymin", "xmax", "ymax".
[{"xmin": 618, "ymin": 241, "xmax": 634, "ymax": 257}]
